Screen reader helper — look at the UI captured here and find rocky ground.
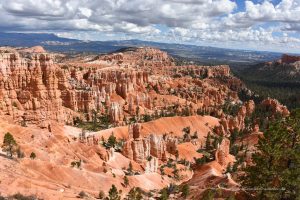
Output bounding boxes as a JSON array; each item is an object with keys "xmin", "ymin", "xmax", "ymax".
[{"xmin": 0, "ymin": 46, "xmax": 290, "ymax": 199}]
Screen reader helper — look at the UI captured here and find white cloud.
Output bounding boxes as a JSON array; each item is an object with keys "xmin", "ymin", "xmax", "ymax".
[
  {"xmin": 226, "ymin": 0, "xmax": 300, "ymax": 28},
  {"xmin": 0, "ymin": 0, "xmax": 299, "ymax": 53}
]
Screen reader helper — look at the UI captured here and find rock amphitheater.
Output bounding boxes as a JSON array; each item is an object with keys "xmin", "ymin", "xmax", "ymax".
[{"xmin": 0, "ymin": 46, "xmax": 289, "ymax": 199}]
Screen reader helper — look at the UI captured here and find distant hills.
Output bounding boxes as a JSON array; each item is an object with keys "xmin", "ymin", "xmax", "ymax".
[
  {"xmin": 238, "ymin": 55, "xmax": 300, "ymax": 83},
  {"xmin": 0, "ymin": 32, "xmax": 282, "ymax": 65},
  {"xmin": 234, "ymin": 54, "xmax": 300, "ymax": 109}
]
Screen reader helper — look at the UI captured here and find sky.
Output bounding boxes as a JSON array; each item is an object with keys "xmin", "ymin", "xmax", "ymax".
[{"xmin": 0, "ymin": 0, "xmax": 300, "ymax": 53}]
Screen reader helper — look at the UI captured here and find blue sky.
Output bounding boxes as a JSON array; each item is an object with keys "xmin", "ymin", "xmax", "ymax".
[
  {"xmin": 235, "ymin": 0, "xmax": 282, "ymax": 11},
  {"xmin": 0, "ymin": 0, "xmax": 300, "ymax": 53}
]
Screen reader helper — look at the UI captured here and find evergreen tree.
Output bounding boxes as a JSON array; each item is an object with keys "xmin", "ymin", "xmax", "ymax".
[
  {"xmin": 241, "ymin": 109, "xmax": 300, "ymax": 200},
  {"xmin": 2, "ymin": 132, "xmax": 17, "ymax": 157},
  {"xmin": 30, "ymin": 152, "xmax": 36, "ymax": 160},
  {"xmin": 92, "ymin": 109, "xmax": 98, "ymax": 131},
  {"xmin": 183, "ymin": 126, "xmax": 191, "ymax": 141},
  {"xmin": 192, "ymin": 131, "xmax": 198, "ymax": 139},
  {"xmin": 173, "ymin": 167, "xmax": 180, "ymax": 180},
  {"xmin": 202, "ymin": 189, "xmax": 215, "ymax": 200},
  {"xmin": 205, "ymin": 132, "xmax": 212, "ymax": 151},
  {"xmin": 107, "ymin": 133, "xmax": 117, "ymax": 148},
  {"xmin": 160, "ymin": 166, "xmax": 165, "ymax": 175},
  {"xmin": 98, "ymin": 190, "xmax": 105, "ymax": 199},
  {"xmin": 143, "ymin": 114, "xmax": 151, "ymax": 122},
  {"xmin": 181, "ymin": 185, "xmax": 190, "ymax": 198},
  {"xmin": 78, "ymin": 191, "xmax": 87, "ymax": 198},
  {"xmin": 123, "ymin": 176, "xmax": 129, "ymax": 187},
  {"xmin": 226, "ymin": 163, "xmax": 232, "ymax": 173},
  {"xmin": 230, "ymin": 145, "xmax": 239, "ymax": 156},
  {"xmin": 232, "ymin": 162, "xmax": 238, "ymax": 172},
  {"xmin": 230, "ymin": 128, "xmax": 239, "ymax": 146},
  {"xmin": 128, "ymin": 161, "xmax": 133, "ymax": 175},
  {"xmin": 159, "ymin": 188, "xmax": 169, "ymax": 200},
  {"xmin": 127, "ymin": 187, "xmax": 143, "ymax": 200},
  {"xmin": 175, "ymin": 150, "xmax": 179, "ymax": 161},
  {"xmin": 213, "ymin": 136, "xmax": 219, "ymax": 149},
  {"xmin": 108, "ymin": 185, "xmax": 121, "ymax": 200}
]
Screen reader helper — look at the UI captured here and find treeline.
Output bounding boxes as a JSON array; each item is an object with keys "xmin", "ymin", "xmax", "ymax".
[
  {"xmin": 231, "ymin": 64, "xmax": 300, "ymax": 110},
  {"xmin": 243, "ymin": 81, "xmax": 300, "ymax": 110}
]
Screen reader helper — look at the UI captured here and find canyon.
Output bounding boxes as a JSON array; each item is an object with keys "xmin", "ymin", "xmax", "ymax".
[{"xmin": 0, "ymin": 46, "xmax": 291, "ymax": 199}]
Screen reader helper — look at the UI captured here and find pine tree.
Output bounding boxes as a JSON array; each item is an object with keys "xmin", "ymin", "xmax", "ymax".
[
  {"xmin": 175, "ymin": 150, "xmax": 179, "ymax": 161},
  {"xmin": 107, "ymin": 133, "xmax": 117, "ymax": 148},
  {"xmin": 226, "ymin": 163, "xmax": 232, "ymax": 173},
  {"xmin": 159, "ymin": 188, "xmax": 169, "ymax": 200},
  {"xmin": 181, "ymin": 185, "xmax": 190, "ymax": 198},
  {"xmin": 232, "ymin": 162, "xmax": 238, "ymax": 172},
  {"xmin": 160, "ymin": 166, "xmax": 165, "ymax": 175},
  {"xmin": 2, "ymin": 132, "xmax": 18, "ymax": 157},
  {"xmin": 205, "ymin": 132, "xmax": 212, "ymax": 151},
  {"xmin": 230, "ymin": 128, "xmax": 239, "ymax": 146},
  {"xmin": 128, "ymin": 161, "xmax": 133, "ymax": 175},
  {"xmin": 241, "ymin": 109, "xmax": 300, "ymax": 200},
  {"xmin": 30, "ymin": 152, "xmax": 36, "ymax": 160},
  {"xmin": 182, "ymin": 126, "xmax": 191, "ymax": 134},
  {"xmin": 192, "ymin": 131, "xmax": 198, "ymax": 139},
  {"xmin": 92, "ymin": 109, "xmax": 98, "ymax": 131},
  {"xmin": 108, "ymin": 185, "xmax": 120, "ymax": 200},
  {"xmin": 98, "ymin": 190, "xmax": 105, "ymax": 199},
  {"xmin": 213, "ymin": 136, "xmax": 219, "ymax": 149},
  {"xmin": 202, "ymin": 189, "xmax": 215, "ymax": 200},
  {"xmin": 123, "ymin": 176, "xmax": 129, "ymax": 187},
  {"xmin": 173, "ymin": 167, "xmax": 180, "ymax": 180},
  {"xmin": 127, "ymin": 187, "xmax": 143, "ymax": 200}
]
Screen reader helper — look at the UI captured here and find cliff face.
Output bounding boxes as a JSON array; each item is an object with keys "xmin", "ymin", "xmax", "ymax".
[
  {"xmin": 0, "ymin": 52, "xmax": 75, "ymax": 126},
  {"xmin": 215, "ymin": 98, "xmax": 290, "ymax": 136},
  {"xmin": 0, "ymin": 50, "xmax": 152, "ymax": 126},
  {"xmin": 215, "ymin": 138, "xmax": 232, "ymax": 167},
  {"xmin": 0, "ymin": 47, "xmax": 243, "ymax": 128},
  {"xmin": 122, "ymin": 123, "xmax": 179, "ymax": 168},
  {"xmin": 256, "ymin": 54, "xmax": 300, "ymax": 81}
]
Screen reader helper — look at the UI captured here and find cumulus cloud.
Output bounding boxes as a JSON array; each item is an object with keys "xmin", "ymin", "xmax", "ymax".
[
  {"xmin": 0, "ymin": 0, "xmax": 236, "ymax": 31},
  {"xmin": 225, "ymin": 0, "xmax": 300, "ymax": 28},
  {"xmin": 0, "ymin": 0, "xmax": 299, "ymax": 52}
]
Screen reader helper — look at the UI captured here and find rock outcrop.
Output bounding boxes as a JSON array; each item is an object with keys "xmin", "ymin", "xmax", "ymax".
[
  {"xmin": 145, "ymin": 156, "xmax": 159, "ymax": 173},
  {"xmin": 216, "ymin": 100, "xmax": 255, "ymax": 135},
  {"xmin": 122, "ymin": 124, "xmax": 180, "ymax": 164},
  {"xmin": 215, "ymin": 138, "xmax": 231, "ymax": 167},
  {"xmin": 0, "ymin": 49, "xmax": 153, "ymax": 126},
  {"xmin": 281, "ymin": 54, "xmax": 300, "ymax": 64},
  {"xmin": 0, "ymin": 52, "xmax": 76, "ymax": 126},
  {"xmin": 0, "ymin": 47, "xmax": 245, "ymax": 128},
  {"xmin": 261, "ymin": 98, "xmax": 290, "ymax": 117},
  {"xmin": 94, "ymin": 47, "xmax": 175, "ymax": 68}
]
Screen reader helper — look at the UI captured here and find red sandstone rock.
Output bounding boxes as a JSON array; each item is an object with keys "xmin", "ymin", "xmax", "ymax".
[
  {"xmin": 0, "ymin": 46, "xmax": 292, "ymax": 199},
  {"xmin": 95, "ymin": 47, "xmax": 175, "ymax": 68},
  {"xmin": 281, "ymin": 54, "xmax": 300, "ymax": 64},
  {"xmin": 215, "ymin": 138, "xmax": 231, "ymax": 167},
  {"xmin": 261, "ymin": 98, "xmax": 290, "ymax": 117}
]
